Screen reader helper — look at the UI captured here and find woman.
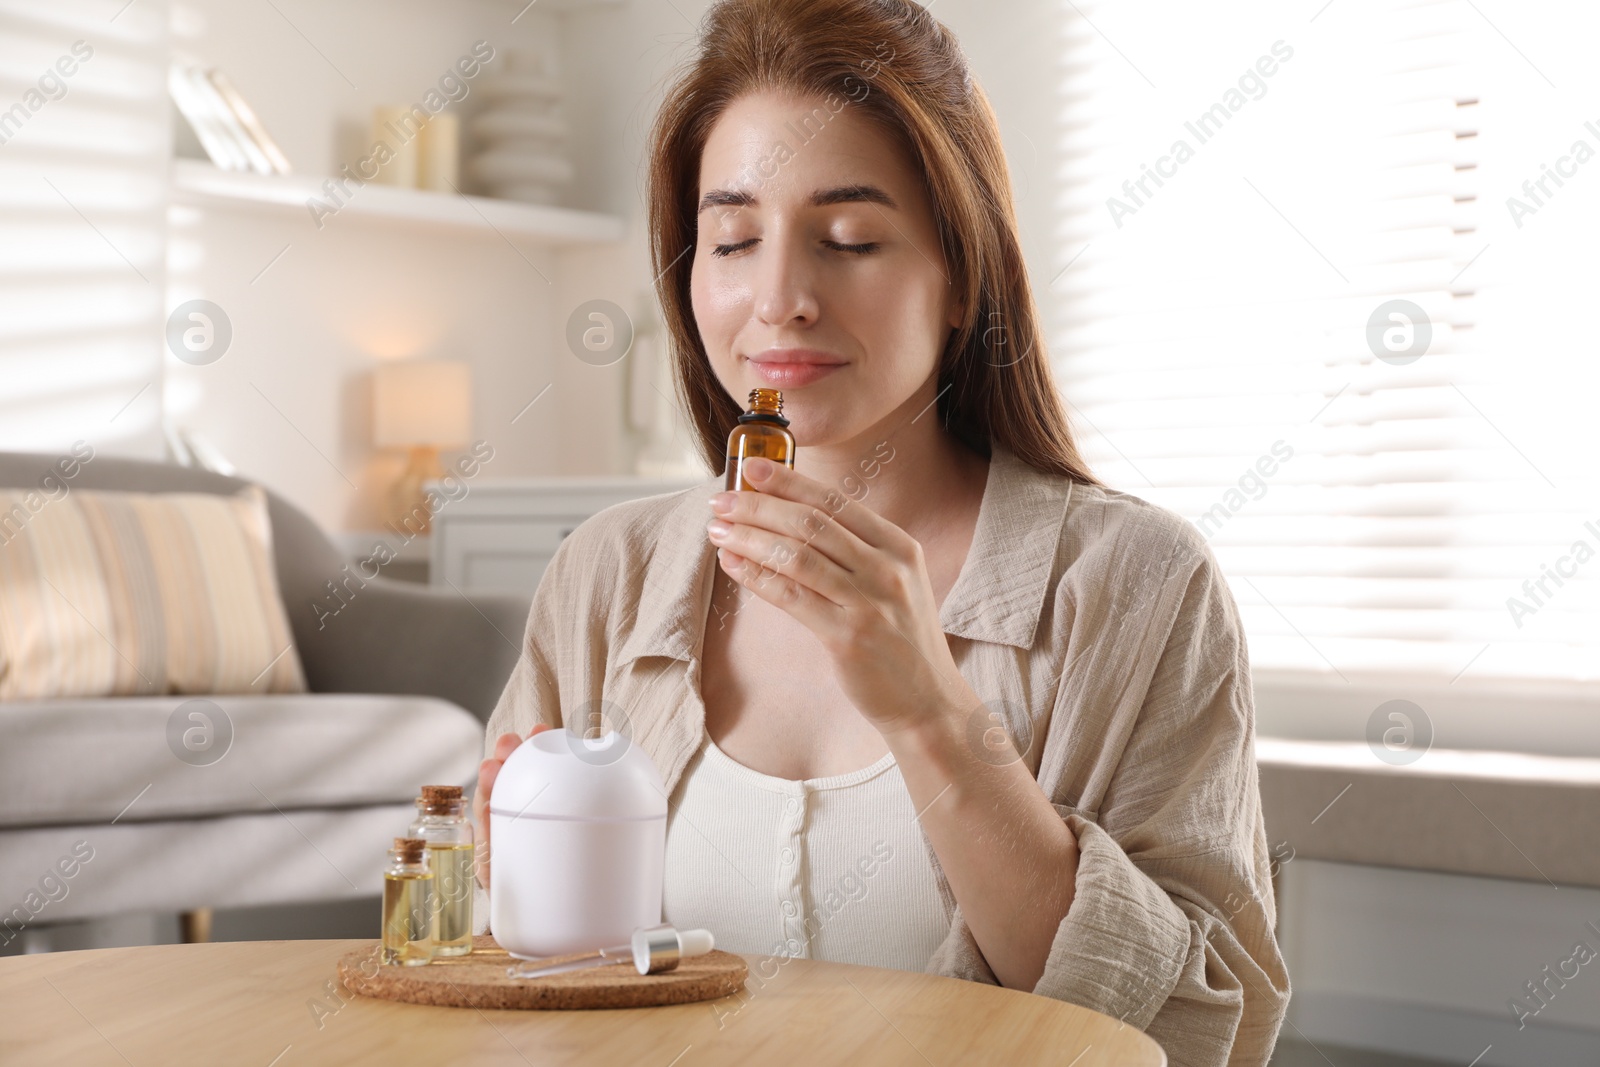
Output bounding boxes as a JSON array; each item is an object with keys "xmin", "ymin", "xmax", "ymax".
[{"xmin": 475, "ymin": 0, "xmax": 1290, "ymax": 1062}]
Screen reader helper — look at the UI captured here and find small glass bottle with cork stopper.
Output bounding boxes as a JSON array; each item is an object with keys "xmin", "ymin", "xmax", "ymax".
[
  {"xmin": 408, "ymin": 785, "xmax": 474, "ymax": 956},
  {"xmin": 724, "ymin": 388, "xmax": 796, "ymax": 491},
  {"xmin": 381, "ymin": 837, "xmax": 436, "ymax": 966}
]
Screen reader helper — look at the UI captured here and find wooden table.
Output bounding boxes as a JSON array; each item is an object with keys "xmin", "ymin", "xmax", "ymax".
[{"xmin": 1, "ymin": 940, "xmax": 1167, "ymax": 1065}]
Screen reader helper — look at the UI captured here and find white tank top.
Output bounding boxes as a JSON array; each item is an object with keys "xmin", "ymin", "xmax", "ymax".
[{"xmin": 662, "ymin": 730, "xmax": 952, "ymax": 971}]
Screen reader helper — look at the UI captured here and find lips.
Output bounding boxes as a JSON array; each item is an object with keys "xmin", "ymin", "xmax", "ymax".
[
  {"xmin": 743, "ymin": 349, "xmax": 846, "ymax": 388},
  {"xmin": 747, "ymin": 361, "xmax": 843, "ymax": 387}
]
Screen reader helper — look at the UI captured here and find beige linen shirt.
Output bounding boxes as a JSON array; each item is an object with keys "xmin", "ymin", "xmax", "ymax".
[{"xmin": 481, "ymin": 443, "xmax": 1291, "ymax": 1067}]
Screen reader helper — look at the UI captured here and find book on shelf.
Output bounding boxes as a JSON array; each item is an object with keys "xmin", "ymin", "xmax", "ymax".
[
  {"xmin": 206, "ymin": 70, "xmax": 291, "ymax": 174},
  {"xmin": 168, "ymin": 64, "xmax": 291, "ymax": 176}
]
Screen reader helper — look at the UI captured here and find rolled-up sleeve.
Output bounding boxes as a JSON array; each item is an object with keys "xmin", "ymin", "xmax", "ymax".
[
  {"xmin": 928, "ymin": 519, "xmax": 1291, "ymax": 1067},
  {"xmin": 1038, "ymin": 815, "xmax": 1288, "ymax": 1064},
  {"xmin": 1032, "ymin": 809, "xmax": 1192, "ymax": 1024},
  {"xmin": 1035, "ymin": 538, "xmax": 1291, "ymax": 1065}
]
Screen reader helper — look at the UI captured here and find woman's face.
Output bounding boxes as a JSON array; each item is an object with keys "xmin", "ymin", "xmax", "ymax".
[{"xmin": 690, "ymin": 89, "xmax": 963, "ymax": 448}]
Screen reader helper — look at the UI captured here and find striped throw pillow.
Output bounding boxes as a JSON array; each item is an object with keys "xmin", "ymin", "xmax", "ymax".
[{"xmin": 0, "ymin": 484, "xmax": 307, "ymax": 699}]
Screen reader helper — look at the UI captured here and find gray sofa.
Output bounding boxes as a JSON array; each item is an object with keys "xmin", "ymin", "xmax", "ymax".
[{"xmin": 0, "ymin": 450, "xmax": 528, "ymax": 945}]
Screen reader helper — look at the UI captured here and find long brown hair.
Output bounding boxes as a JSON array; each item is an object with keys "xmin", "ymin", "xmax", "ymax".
[{"xmin": 645, "ymin": 0, "xmax": 1100, "ymax": 486}]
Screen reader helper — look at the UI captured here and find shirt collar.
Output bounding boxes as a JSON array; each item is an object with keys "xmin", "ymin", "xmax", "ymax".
[{"xmin": 614, "ymin": 442, "xmax": 1074, "ymax": 666}]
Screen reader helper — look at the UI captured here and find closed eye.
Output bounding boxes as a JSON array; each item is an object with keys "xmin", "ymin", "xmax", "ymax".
[{"xmin": 708, "ymin": 239, "xmax": 881, "ymax": 258}]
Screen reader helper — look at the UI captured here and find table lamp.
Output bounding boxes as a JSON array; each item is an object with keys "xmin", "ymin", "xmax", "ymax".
[{"xmin": 373, "ymin": 360, "xmax": 472, "ymax": 535}]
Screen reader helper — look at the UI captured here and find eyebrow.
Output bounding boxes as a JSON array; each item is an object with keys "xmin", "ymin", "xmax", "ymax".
[{"xmin": 696, "ymin": 183, "xmax": 899, "ymax": 214}]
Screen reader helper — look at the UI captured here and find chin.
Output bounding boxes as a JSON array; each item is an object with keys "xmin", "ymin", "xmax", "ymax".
[{"xmin": 784, "ymin": 411, "xmax": 869, "ymax": 451}]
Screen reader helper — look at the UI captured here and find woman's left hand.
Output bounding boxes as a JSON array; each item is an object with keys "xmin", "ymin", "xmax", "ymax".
[{"xmin": 705, "ymin": 455, "xmax": 977, "ymax": 737}]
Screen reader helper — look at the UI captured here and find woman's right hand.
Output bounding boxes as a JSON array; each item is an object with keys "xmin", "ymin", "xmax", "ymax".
[{"xmin": 474, "ymin": 723, "xmax": 553, "ymax": 892}]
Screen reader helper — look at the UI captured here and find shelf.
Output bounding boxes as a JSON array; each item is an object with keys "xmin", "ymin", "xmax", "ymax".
[{"xmin": 169, "ymin": 159, "xmax": 624, "ymax": 246}]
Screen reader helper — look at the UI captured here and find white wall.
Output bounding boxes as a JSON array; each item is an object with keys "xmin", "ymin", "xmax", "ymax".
[
  {"xmin": 1280, "ymin": 860, "xmax": 1600, "ymax": 1064},
  {"xmin": 164, "ymin": 0, "xmax": 686, "ymax": 533}
]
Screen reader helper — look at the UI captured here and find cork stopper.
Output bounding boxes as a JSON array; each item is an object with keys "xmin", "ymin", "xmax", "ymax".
[
  {"xmin": 393, "ymin": 837, "xmax": 428, "ymax": 864},
  {"xmin": 747, "ymin": 388, "xmax": 783, "ymax": 416},
  {"xmin": 417, "ymin": 784, "xmax": 464, "ymax": 814}
]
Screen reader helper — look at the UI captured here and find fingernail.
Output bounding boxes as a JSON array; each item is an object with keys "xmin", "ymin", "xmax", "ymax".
[
  {"xmin": 706, "ymin": 518, "xmax": 731, "ymax": 539},
  {"xmin": 709, "ymin": 492, "xmax": 735, "ymax": 514},
  {"xmin": 744, "ymin": 457, "xmax": 772, "ymax": 480}
]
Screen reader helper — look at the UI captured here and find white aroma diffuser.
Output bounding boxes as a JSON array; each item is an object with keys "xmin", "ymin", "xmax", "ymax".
[{"xmin": 489, "ymin": 728, "xmax": 667, "ymax": 959}]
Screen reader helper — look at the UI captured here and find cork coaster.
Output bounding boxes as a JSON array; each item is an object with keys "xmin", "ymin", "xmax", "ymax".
[{"xmin": 337, "ymin": 935, "xmax": 748, "ymax": 1011}]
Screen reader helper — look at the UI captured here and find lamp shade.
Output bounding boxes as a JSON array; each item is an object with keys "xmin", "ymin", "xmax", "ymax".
[{"xmin": 373, "ymin": 360, "xmax": 472, "ymax": 448}]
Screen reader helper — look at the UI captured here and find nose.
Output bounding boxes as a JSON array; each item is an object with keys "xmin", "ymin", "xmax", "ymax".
[{"xmin": 753, "ymin": 229, "xmax": 819, "ymax": 327}]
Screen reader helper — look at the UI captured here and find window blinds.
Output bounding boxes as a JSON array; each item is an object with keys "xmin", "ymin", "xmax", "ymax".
[
  {"xmin": 0, "ymin": 0, "xmax": 169, "ymax": 457},
  {"xmin": 1051, "ymin": 0, "xmax": 1600, "ymax": 683}
]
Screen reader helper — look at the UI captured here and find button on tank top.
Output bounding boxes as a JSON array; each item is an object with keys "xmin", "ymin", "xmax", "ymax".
[{"xmin": 661, "ymin": 729, "xmax": 952, "ymax": 971}]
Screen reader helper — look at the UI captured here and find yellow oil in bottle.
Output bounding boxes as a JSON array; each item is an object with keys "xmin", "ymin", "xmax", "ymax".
[
  {"xmin": 410, "ymin": 785, "xmax": 475, "ymax": 957},
  {"xmin": 381, "ymin": 838, "xmax": 436, "ymax": 966},
  {"xmin": 428, "ymin": 842, "xmax": 475, "ymax": 955},
  {"xmin": 724, "ymin": 388, "xmax": 796, "ymax": 490}
]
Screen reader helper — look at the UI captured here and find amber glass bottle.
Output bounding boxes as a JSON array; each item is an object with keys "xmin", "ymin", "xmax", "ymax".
[{"xmin": 724, "ymin": 388, "xmax": 796, "ymax": 490}]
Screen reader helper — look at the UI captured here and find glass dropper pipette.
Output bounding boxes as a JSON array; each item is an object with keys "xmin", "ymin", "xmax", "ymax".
[{"xmin": 506, "ymin": 923, "xmax": 715, "ymax": 980}]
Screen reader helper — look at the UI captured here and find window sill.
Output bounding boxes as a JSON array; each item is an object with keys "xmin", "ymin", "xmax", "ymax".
[{"xmin": 1251, "ymin": 668, "xmax": 1600, "ymax": 760}]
